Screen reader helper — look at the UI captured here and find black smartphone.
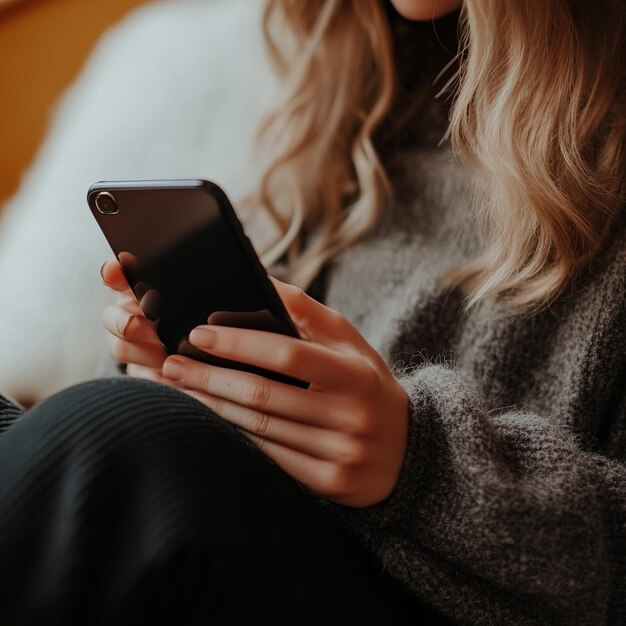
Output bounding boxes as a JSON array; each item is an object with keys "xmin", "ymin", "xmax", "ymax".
[{"xmin": 87, "ymin": 179, "xmax": 308, "ymax": 388}]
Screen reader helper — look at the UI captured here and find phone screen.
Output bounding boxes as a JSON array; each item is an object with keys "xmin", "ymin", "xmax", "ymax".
[{"xmin": 89, "ymin": 180, "xmax": 307, "ymax": 388}]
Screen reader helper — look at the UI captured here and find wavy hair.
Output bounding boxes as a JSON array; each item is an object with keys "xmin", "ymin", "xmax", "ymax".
[{"xmin": 244, "ymin": 0, "xmax": 625, "ymax": 311}]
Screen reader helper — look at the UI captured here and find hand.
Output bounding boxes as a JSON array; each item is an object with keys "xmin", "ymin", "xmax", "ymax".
[
  {"xmin": 161, "ymin": 277, "xmax": 409, "ymax": 508},
  {"xmin": 100, "ymin": 258, "xmax": 171, "ymax": 384}
]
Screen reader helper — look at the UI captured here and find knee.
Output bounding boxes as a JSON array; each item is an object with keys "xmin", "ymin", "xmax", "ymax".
[
  {"xmin": 7, "ymin": 376, "xmax": 302, "ymax": 565},
  {"xmin": 49, "ymin": 379, "xmax": 289, "ymax": 547},
  {"xmin": 24, "ymin": 377, "xmax": 249, "ymax": 479},
  {"xmin": 36, "ymin": 375, "xmax": 212, "ymax": 429},
  {"xmin": 47, "ymin": 376, "xmax": 209, "ymax": 423}
]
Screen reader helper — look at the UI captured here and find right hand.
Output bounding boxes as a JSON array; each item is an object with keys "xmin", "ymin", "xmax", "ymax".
[{"xmin": 100, "ymin": 258, "xmax": 172, "ymax": 384}]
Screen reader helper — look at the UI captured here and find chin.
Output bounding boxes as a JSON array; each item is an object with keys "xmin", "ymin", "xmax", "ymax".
[{"xmin": 390, "ymin": 0, "xmax": 462, "ymax": 21}]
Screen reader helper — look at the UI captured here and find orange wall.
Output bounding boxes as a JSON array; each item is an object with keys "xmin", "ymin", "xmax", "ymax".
[{"xmin": 0, "ymin": 0, "xmax": 152, "ymax": 206}]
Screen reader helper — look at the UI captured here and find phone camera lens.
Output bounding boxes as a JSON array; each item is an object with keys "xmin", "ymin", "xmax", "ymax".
[{"xmin": 95, "ymin": 192, "xmax": 118, "ymax": 215}]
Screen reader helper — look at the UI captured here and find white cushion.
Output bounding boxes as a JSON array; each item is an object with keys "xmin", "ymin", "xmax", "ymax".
[{"xmin": 0, "ymin": 0, "xmax": 277, "ymax": 401}]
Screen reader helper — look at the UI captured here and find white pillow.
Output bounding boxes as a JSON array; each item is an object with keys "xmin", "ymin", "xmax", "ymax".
[{"xmin": 0, "ymin": 0, "xmax": 278, "ymax": 402}]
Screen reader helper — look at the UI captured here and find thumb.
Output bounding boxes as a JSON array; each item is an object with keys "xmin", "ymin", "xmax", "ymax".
[
  {"xmin": 269, "ymin": 276, "xmax": 381, "ymax": 363},
  {"xmin": 100, "ymin": 258, "xmax": 132, "ymax": 296}
]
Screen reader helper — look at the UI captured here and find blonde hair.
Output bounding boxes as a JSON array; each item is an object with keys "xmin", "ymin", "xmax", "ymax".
[{"xmin": 244, "ymin": 0, "xmax": 625, "ymax": 311}]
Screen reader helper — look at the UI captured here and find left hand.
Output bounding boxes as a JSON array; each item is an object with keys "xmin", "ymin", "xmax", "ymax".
[{"xmin": 160, "ymin": 277, "xmax": 409, "ymax": 507}]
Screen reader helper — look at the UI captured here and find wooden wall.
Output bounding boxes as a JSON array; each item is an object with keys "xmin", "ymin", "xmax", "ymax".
[{"xmin": 0, "ymin": 0, "xmax": 152, "ymax": 206}]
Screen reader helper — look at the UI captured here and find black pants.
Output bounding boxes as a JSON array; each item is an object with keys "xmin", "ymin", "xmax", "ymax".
[{"xmin": 0, "ymin": 377, "xmax": 448, "ymax": 625}]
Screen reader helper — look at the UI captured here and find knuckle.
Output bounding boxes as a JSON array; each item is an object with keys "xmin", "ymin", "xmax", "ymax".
[
  {"xmin": 341, "ymin": 403, "xmax": 375, "ymax": 437},
  {"xmin": 336, "ymin": 436, "xmax": 368, "ymax": 467},
  {"xmin": 287, "ymin": 285, "xmax": 309, "ymax": 313},
  {"xmin": 290, "ymin": 285, "xmax": 308, "ymax": 303},
  {"xmin": 359, "ymin": 364, "xmax": 382, "ymax": 397},
  {"xmin": 321, "ymin": 465, "xmax": 351, "ymax": 499},
  {"xmin": 362, "ymin": 362, "xmax": 381, "ymax": 387},
  {"xmin": 250, "ymin": 409, "xmax": 271, "ymax": 436},
  {"xmin": 207, "ymin": 395, "xmax": 224, "ymax": 418},
  {"xmin": 197, "ymin": 365, "xmax": 212, "ymax": 393},
  {"xmin": 244, "ymin": 380, "xmax": 271, "ymax": 412},
  {"xmin": 275, "ymin": 345, "xmax": 299, "ymax": 371},
  {"xmin": 250, "ymin": 432, "xmax": 269, "ymax": 453},
  {"xmin": 326, "ymin": 308, "xmax": 346, "ymax": 330}
]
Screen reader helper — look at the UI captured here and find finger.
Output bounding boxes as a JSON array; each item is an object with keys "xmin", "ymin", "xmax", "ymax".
[
  {"xmin": 162, "ymin": 355, "xmax": 348, "ymax": 428},
  {"xmin": 269, "ymin": 276, "xmax": 386, "ymax": 366},
  {"xmin": 102, "ymin": 304, "xmax": 161, "ymax": 344},
  {"xmin": 110, "ymin": 336, "xmax": 167, "ymax": 368},
  {"xmin": 176, "ymin": 385, "xmax": 350, "ymax": 500},
  {"xmin": 240, "ymin": 432, "xmax": 347, "ymax": 502},
  {"xmin": 188, "ymin": 324, "xmax": 377, "ymax": 393},
  {"xmin": 182, "ymin": 390, "xmax": 362, "ymax": 463},
  {"xmin": 101, "ymin": 258, "xmax": 132, "ymax": 295},
  {"xmin": 138, "ymin": 288, "xmax": 162, "ymax": 322},
  {"xmin": 117, "ymin": 250, "xmax": 142, "ymax": 276},
  {"xmin": 117, "ymin": 293, "xmax": 160, "ymax": 325},
  {"xmin": 119, "ymin": 296, "xmax": 145, "ymax": 317},
  {"xmin": 126, "ymin": 363, "xmax": 160, "ymax": 380},
  {"xmin": 127, "ymin": 363, "xmax": 188, "ymax": 390}
]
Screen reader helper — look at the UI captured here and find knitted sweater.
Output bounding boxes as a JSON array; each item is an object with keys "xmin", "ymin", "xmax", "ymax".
[
  {"xmin": 317, "ymin": 125, "xmax": 626, "ymax": 625},
  {"xmin": 292, "ymin": 12, "xmax": 625, "ymax": 623},
  {"xmin": 313, "ymin": 60, "xmax": 626, "ymax": 626}
]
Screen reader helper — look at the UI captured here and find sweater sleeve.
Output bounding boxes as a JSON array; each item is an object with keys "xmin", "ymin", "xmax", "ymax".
[{"xmin": 327, "ymin": 364, "xmax": 626, "ymax": 626}]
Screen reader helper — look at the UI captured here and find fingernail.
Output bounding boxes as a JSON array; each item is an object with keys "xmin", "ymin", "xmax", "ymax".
[
  {"xmin": 100, "ymin": 262, "xmax": 107, "ymax": 284},
  {"xmin": 116, "ymin": 315, "xmax": 134, "ymax": 337},
  {"xmin": 189, "ymin": 327, "xmax": 217, "ymax": 349},
  {"xmin": 162, "ymin": 359, "xmax": 185, "ymax": 381},
  {"xmin": 135, "ymin": 281, "xmax": 149, "ymax": 300}
]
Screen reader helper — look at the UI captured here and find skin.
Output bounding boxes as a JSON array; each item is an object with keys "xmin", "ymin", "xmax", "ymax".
[
  {"xmin": 389, "ymin": 0, "xmax": 462, "ymax": 20},
  {"xmin": 101, "ymin": 261, "xmax": 408, "ymax": 508},
  {"xmin": 101, "ymin": 0, "xmax": 461, "ymax": 508}
]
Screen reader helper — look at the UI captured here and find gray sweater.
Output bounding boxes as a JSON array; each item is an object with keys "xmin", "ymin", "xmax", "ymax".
[{"xmin": 309, "ymin": 94, "xmax": 626, "ymax": 626}]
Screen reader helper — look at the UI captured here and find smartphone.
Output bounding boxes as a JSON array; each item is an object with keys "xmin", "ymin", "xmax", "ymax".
[{"xmin": 87, "ymin": 179, "xmax": 308, "ymax": 388}]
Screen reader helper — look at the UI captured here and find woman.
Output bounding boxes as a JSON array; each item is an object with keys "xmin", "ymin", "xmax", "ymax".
[{"xmin": 1, "ymin": 0, "xmax": 624, "ymax": 624}]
